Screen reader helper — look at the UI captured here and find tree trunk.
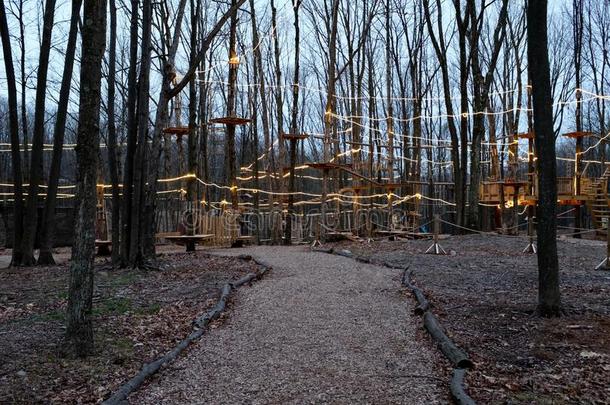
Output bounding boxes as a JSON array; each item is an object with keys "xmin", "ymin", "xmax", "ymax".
[
  {"xmin": 106, "ymin": 0, "xmax": 121, "ymax": 265},
  {"xmin": 187, "ymin": 0, "xmax": 200, "ymax": 202},
  {"xmin": 18, "ymin": 0, "xmax": 28, "ymax": 179},
  {"xmin": 128, "ymin": 0, "xmax": 153, "ymax": 267},
  {"xmin": 65, "ymin": 0, "xmax": 107, "ymax": 357},
  {"xmin": 284, "ymin": 0, "xmax": 301, "ymax": 245},
  {"xmin": 249, "ymin": 0, "xmax": 274, "ymax": 240},
  {"xmin": 119, "ymin": 0, "xmax": 140, "ymax": 266},
  {"xmin": 225, "ymin": 0, "xmax": 239, "ymax": 211},
  {"xmin": 573, "ymin": 0, "xmax": 583, "ymax": 238},
  {"xmin": 38, "ymin": 0, "xmax": 82, "ymax": 266},
  {"xmin": 20, "ymin": 0, "xmax": 56, "ymax": 265},
  {"xmin": 527, "ymin": 0, "xmax": 561, "ymax": 317},
  {"xmin": 0, "ymin": 0, "xmax": 25, "ymax": 266}
]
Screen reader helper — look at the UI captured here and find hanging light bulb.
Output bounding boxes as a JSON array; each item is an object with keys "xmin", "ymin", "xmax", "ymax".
[{"xmin": 229, "ymin": 55, "xmax": 240, "ymax": 66}]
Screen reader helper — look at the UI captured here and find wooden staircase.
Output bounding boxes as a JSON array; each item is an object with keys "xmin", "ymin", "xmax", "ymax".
[{"xmin": 585, "ymin": 166, "xmax": 610, "ymax": 235}]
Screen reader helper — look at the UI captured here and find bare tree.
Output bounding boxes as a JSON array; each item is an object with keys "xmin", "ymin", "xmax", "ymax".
[
  {"xmin": 119, "ymin": 0, "xmax": 141, "ymax": 266},
  {"xmin": 106, "ymin": 0, "xmax": 121, "ymax": 265},
  {"xmin": 465, "ymin": 0, "xmax": 509, "ymax": 230},
  {"xmin": 19, "ymin": 0, "xmax": 56, "ymax": 265},
  {"xmin": 0, "ymin": 0, "xmax": 24, "ymax": 266},
  {"xmin": 284, "ymin": 0, "xmax": 302, "ymax": 244},
  {"xmin": 527, "ymin": 0, "xmax": 561, "ymax": 317},
  {"xmin": 38, "ymin": 0, "xmax": 82, "ymax": 265},
  {"xmin": 66, "ymin": 0, "xmax": 107, "ymax": 357}
]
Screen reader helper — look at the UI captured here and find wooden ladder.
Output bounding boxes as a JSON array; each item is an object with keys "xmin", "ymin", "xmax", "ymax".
[{"xmin": 586, "ymin": 166, "xmax": 610, "ymax": 235}]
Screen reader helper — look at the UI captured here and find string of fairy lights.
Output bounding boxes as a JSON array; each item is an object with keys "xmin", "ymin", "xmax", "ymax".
[{"xmin": 0, "ymin": 0, "xmax": 608, "ymax": 214}]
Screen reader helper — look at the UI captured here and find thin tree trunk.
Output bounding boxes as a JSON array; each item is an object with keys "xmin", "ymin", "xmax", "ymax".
[
  {"xmin": 128, "ymin": 0, "xmax": 153, "ymax": 267},
  {"xmin": 119, "ymin": 0, "xmax": 140, "ymax": 265},
  {"xmin": 284, "ymin": 0, "xmax": 301, "ymax": 245},
  {"xmin": 20, "ymin": 0, "xmax": 57, "ymax": 265},
  {"xmin": 38, "ymin": 0, "xmax": 82, "ymax": 265},
  {"xmin": 225, "ymin": 0, "xmax": 239, "ymax": 210},
  {"xmin": 187, "ymin": 0, "xmax": 201, "ymax": 202},
  {"xmin": 249, "ymin": 0, "xmax": 274, "ymax": 239},
  {"xmin": 18, "ymin": 0, "xmax": 28, "ymax": 179},
  {"xmin": 0, "ymin": 0, "xmax": 25, "ymax": 266},
  {"xmin": 65, "ymin": 0, "xmax": 106, "ymax": 357},
  {"xmin": 107, "ymin": 0, "xmax": 121, "ymax": 265},
  {"xmin": 573, "ymin": 0, "xmax": 583, "ymax": 237}
]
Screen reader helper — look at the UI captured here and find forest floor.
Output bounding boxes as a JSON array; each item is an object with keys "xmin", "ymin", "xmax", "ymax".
[
  {"xmin": 327, "ymin": 234, "xmax": 610, "ymax": 404},
  {"xmin": 0, "ymin": 247, "xmax": 260, "ymax": 403}
]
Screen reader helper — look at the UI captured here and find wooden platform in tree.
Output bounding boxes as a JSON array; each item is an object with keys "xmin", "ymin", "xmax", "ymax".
[
  {"xmin": 345, "ymin": 141, "xmax": 368, "ymax": 146},
  {"xmin": 305, "ymin": 162, "xmax": 385, "ymax": 187},
  {"xmin": 280, "ymin": 133, "xmax": 309, "ymax": 141},
  {"xmin": 163, "ymin": 126, "xmax": 190, "ymax": 136},
  {"xmin": 164, "ymin": 234, "xmax": 215, "ymax": 252},
  {"xmin": 380, "ymin": 182, "xmax": 404, "ymax": 190},
  {"xmin": 349, "ymin": 185, "xmax": 373, "ymax": 192},
  {"xmin": 562, "ymin": 131, "xmax": 595, "ymax": 138},
  {"xmin": 306, "ymin": 162, "xmax": 350, "ymax": 171},
  {"xmin": 516, "ymin": 132, "xmax": 535, "ymax": 139},
  {"xmin": 209, "ymin": 116, "xmax": 252, "ymax": 126},
  {"xmin": 502, "ymin": 181, "xmax": 528, "ymax": 189}
]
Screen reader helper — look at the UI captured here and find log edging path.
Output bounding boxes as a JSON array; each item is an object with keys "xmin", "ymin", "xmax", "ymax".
[
  {"xmin": 102, "ymin": 254, "xmax": 271, "ymax": 405},
  {"xmin": 316, "ymin": 247, "xmax": 476, "ymax": 405}
]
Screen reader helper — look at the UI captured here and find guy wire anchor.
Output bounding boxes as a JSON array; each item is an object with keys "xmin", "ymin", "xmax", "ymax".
[
  {"xmin": 425, "ymin": 215, "xmax": 447, "ymax": 255},
  {"xmin": 523, "ymin": 214, "xmax": 537, "ymax": 253},
  {"xmin": 595, "ymin": 215, "xmax": 610, "ymax": 270}
]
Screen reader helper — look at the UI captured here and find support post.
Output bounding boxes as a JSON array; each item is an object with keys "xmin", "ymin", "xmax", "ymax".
[
  {"xmin": 523, "ymin": 207, "xmax": 537, "ymax": 253},
  {"xmin": 595, "ymin": 213, "xmax": 610, "ymax": 270},
  {"xmin": 425, "ymin": 214, "xmax": 446, "ymax": 255}
]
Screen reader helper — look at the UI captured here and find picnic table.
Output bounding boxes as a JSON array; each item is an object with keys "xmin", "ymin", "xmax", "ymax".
[{"xmin": 163, "ymin": 234, "xmax": 215, "ymax": 252}]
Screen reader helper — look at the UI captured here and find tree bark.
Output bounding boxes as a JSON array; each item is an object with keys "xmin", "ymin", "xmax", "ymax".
[
  {"xmin": 38, "ymin": 0, "xmax": 82, "ymax": 266},
  {"xmin": 573, "ymin": 0, "xmax": 583, "ymax": 238},
  {"xmin": 20, "ymin": 0, "xmax": 56, "ymax": 265},
  {"xmin": 527, "ymin": 0, "xmax": 561, "ymax": 317},
  {"xmin": 128, "ymin": 0, "xmax": 153, "ymax": 267},
  {"xmin": 0, "ymin": 0, "xmax": 25, "ymax": 266},
  {"xmin": 284, "ymin": 0, "xmax": 302, "ymax": 245},
  {"xmin": 465, "ymin": 0, "xmax": 509, "ymax": 230},
  {"xmin": 423, "ymin": 0, "xmax": 464, "ymax": 227},
  {"xmin": 106, "ymin": 0, "xmax": 121, "ymax": 265},
  {"xmin": 66, "ymin": 0, "xmax": 107, "ymax": 357},
  {"xmin": 187, "ymin": 0, "xmax": 201, "ymax": 202},
  {"xmin": 119, "ymin": 0, "xmax": 140, "ymax": 266}
]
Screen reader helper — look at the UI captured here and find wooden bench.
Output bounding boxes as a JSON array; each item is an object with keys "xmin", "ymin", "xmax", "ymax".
[
  {"xmin": 156, "ymin": 232, "xmax": 181, "ymax": 242},
  {"xmin": 164, "ymin": 234, "xmax": 215, "ymax": 252},
  {"xmin": 231, "ymin": 235, "xmax": 255, "ymax": 248}
]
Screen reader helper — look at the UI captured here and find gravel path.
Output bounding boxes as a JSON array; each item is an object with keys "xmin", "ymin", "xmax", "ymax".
[{"xmin": 131, "ymin": 246, "xmax": 445, "ymax": 404}]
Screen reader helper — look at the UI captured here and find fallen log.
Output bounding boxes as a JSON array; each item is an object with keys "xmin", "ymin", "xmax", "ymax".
[
  {"xmin": 451, "ymin": 368, "xmax": 476, "ymax": 405},
  {"xmin": 424, "ymin": 311, "xmax": 473, "ymax": 369},
  {"xmin": 193, "ymin": 283, "xmax": 232, "ymax": 328},
  {"xmin": 334, "ymin": 249, "xmax": 354, "ymax": 259},
  {"xmin": 103, "ymin": 260, "xmax": 270, "ymax": 404},
  {"xmin": 312, "ymin": 247, "xmax": 334, "ymax": 254},
  {"xmin": 103, "ymin": 327, "xmax": 206, "ymax": 405},
  {"xmin": 401, "ymin": 269, "xmax": 430, "ymax": 315}
]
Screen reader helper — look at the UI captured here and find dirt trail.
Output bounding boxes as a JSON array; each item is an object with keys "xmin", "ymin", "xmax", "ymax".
[{"xmin": 132, "ymin": 245, "xmax": 444, "ymax": 404}]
